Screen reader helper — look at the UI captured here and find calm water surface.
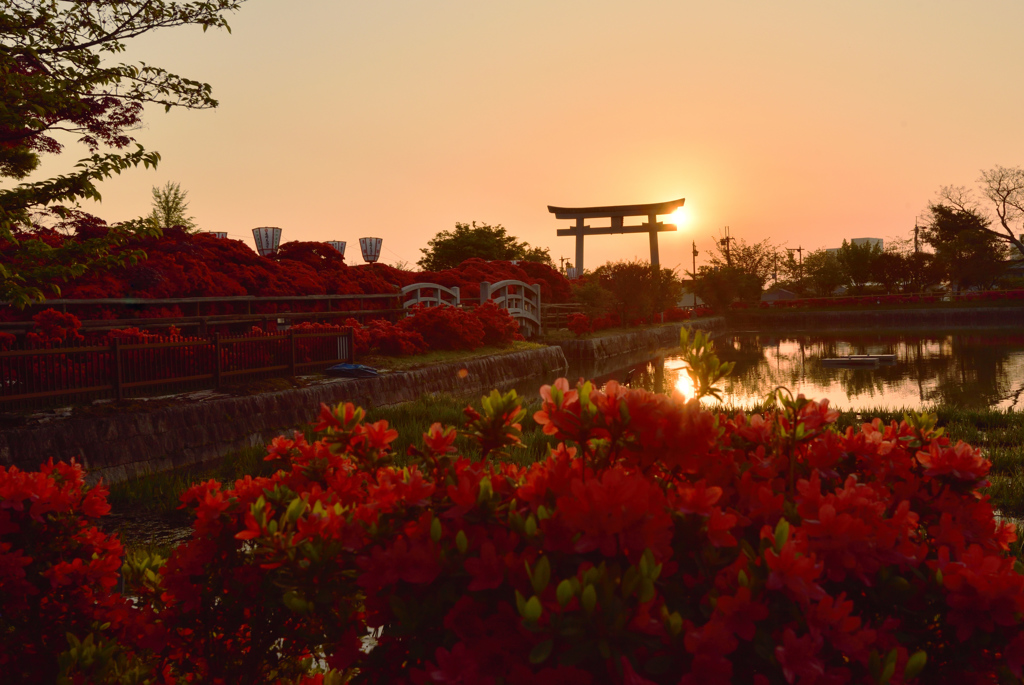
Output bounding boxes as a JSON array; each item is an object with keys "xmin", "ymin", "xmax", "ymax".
[{"xmin": 567, "ymin": 331, "xmax": 1024, "ymax": 411}]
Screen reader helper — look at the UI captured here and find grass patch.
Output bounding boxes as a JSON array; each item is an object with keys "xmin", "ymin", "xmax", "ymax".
[
  {"xmin": 106, "ymin": 389, "xmax": 557, "ymax": 519},
  {"xmin": 361, "ymin": 341, "xmax": 545, "ymax": 372},
  {"xmin": 107, "ymin": 442, "xmax": 287, "ymax": 515},
  {"xmin": 539, "ymin": 318, "xmax": 718, "ymax": 342}
]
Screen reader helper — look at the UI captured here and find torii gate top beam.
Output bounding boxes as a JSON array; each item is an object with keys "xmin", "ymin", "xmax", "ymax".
[
  {"xmin": 548, "ymin": 198, "xmax": 685, "ymax": 274},
  {"xmin": 547, "ymin": 197, "xmax": 685, "ymax": 220}
]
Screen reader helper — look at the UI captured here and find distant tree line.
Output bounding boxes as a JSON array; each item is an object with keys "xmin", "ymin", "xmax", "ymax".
[{"xmin": 688, "ymin": 164, "xmax": 1024, "ymax": 309}]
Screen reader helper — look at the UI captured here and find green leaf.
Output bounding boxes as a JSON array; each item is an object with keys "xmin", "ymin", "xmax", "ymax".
[
  {"xmin": 529, "ymin": 639, "xmax": 553, "ymax": 664},
  {"xmin": 285, "ymin": 497, "xmax": 305, "ymax": 523},
  {"xmin": 556, "ymin": 579, "xmax": 574, "ymax": 607},
  {"xmin": 773, "ymin": 518, "xmax": 790, "ymax": 553},
  {"xmin": 523, "ymin": 595, "xmax": 543, "ymax": 622},
  {"xmin": 430, "ymin": 517, "xmax": 442, "ymax": 542},
  {"xmin": 880, "ymin": 648, "xmax": 898, "ymax": 684},
  {"xmin": 581, "ymin": 584, "xmax": 597, "ymax": 614},
  {"xmin": 532, "ymin": 556, "xmax": 551, "ymax": 595},
  {"xmin": 456, "ymin": 530, "xmax": 468, "ymax": 554},
  {"xmin": 903, "ymin": 651, "xmax": 927, "ymax": 680}
]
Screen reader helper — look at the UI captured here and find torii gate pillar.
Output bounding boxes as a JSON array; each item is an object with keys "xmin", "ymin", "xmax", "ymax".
[
  {"xmin": 574, "ymin": 218, "xmax": 586, "ymax": 275},
  {"xmin": 550, "ymin": 198, "xmax": 684, "ymax": 275}
]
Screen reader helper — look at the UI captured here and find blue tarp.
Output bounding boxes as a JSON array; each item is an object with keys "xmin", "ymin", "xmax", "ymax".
[{"xmin": 325, "ymin": 363, "xmax": 379, "ymax": 378}]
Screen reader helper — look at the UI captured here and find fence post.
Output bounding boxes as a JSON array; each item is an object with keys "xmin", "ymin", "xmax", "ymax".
[
  {"xmin": 452, "ymin": 286, "xmax": 460, "ymax": 307},
  {"xmin": 112, "ymin": 338, "xmax": 123, "ymax": 401},
  {"xmin": 289, "ymin": 329, "xmax": 296, "ymax": 376},
  {"xmin": 213, "ymin": 332, "xmax": 222, "ymax": 389},
  {"xmin": 480, "ymin": 281, "xmax": 490, "ymax": 305}
]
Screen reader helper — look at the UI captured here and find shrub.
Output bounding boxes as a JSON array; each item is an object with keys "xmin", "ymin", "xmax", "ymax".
[
  {"xmin": 472, "ymin": 300, "xmax": 524, "ymax": 345},
  {"xmin": 663, "ymin": 307, "xmax": 692, "ymax": 322},
  {"xmin": 26, "ymin": 308, "xmax": 84, "ymax": 347},
  {"xmin": 399, "ymin": 305, "xmax": 485, "ymax": 350},
  {"xmin": 6, "ymin": 329, "xmax": 1024, "ymax": 683},
  {"xmin": 0, "ymin": 459, "xmax": 159, "ymax": 682},
  {"xmin": 567, "ymin": 312, "xmax": 592, "ymax": 336}
]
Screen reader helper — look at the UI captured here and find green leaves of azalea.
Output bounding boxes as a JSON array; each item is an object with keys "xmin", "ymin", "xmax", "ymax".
[{"xmin": 462, "ymin": 388, "xmax": 527, "ymax": 460}]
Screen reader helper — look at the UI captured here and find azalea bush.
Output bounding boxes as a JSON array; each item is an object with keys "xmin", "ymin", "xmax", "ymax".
[
  {"xmin": 345, "ymin": 303, "xmax": 522, "ymax": 356},
  {"xmin": 4, "ymin": 327, "xmax": 1024, "ymax": 683},
  {"xmin": 0, "ymin": 223, "xmax": 573, "ymax": 324},
  {"xmin": 0, "ymin": 459, "xmax": 165, "ymax": 683}
]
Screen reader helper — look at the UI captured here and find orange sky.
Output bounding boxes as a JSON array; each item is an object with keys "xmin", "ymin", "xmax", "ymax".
[{"xmin": 41, "ymin": 0, "xmax": 1024, "ymax": 271}]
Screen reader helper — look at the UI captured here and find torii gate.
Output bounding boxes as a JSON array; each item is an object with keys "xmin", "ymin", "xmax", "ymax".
[{"xmin": 547, "ymin": 198, "xmax": 684, "ymax": 274}]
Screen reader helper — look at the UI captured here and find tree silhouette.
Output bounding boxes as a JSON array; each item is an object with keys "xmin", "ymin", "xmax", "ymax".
[{"xmin": 149, "ymin": 182, "xmax": 197, "ymax": 231}]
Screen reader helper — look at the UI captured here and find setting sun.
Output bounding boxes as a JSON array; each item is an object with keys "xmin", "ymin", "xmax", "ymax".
[{"xmin": 667, "ymin": 206, "xmax": 689, "ymax": 229}]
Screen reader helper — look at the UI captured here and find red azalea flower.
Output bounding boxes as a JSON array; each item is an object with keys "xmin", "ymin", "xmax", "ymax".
[{"xmin": 917, "ymin": 441, "xmax": 991, "ymax": 482}]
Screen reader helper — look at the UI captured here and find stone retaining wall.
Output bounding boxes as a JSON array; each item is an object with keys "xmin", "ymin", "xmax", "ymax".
[
  {"xmin": 556, "ymin": 317, "xmax": 726, "ymax": 361},
  {"xmin": 0, "ymin": 346, "xmax": 568, "ymax": 485},
  {"xmin": 730, "ymin": 307, "xmax": 1024, "ymax": 330}
]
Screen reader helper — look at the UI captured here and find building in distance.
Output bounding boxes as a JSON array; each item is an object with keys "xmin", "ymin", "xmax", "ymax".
[{"xmin": 825, "ymin": 237, "xmax": 883, "ymax": 255}]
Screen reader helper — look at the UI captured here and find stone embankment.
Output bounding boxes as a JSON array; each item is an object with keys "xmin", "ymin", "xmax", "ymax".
[
  {"xmin": 555, "ymin": 317, "xmax": 726, "ymax": 361},
  {"xmin": 729, "ymin": 307, "xmax": 1024, "ymax": 330},
  {"xmin": 0, "ymin": 346, "xmax": 568, "ymax": 485}
]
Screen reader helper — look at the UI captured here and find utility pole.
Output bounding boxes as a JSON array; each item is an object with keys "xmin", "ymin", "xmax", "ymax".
[
  {"xmin": 718, "ymin": 226, "xmax": 732, "ymax": 267},
  {"xmin": 787, "ymin": 246, "xmax": 804, "ymax": 282},
  {"xmin": 692, "ymin": 240, "xmax": 698, "ymax": 276},
  {"xmin": 914, "ymin": 223, "xmax": 919, "ymax": 253},
  {"xmin": 558, "ymin": 256, "xmax": 571, "ymax": 275}
]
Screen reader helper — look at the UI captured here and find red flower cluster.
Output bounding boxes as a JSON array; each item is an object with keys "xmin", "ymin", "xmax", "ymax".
[
  {"xmin": 0, "ymin": 460, "xmax": 152, "ymax": 682},
  {"xmin": 25, "ymin": 308, "xmax": 84, "ymax": 347},
  {"xmin": 1, "ymin": 225, "xmax": 574, "ymax": 325},
  {"xmin": 5, "ymin": 375, "xmax": 1023, "ymax": 682},
  {"xmin": 345, "ymin": 302, "xmax": 523, "ymax": 355}
]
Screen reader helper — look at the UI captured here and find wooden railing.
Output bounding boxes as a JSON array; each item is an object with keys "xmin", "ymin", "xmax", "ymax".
[
  {"xmin": 481, "ymin": 280, "xmax": 542, "ymax": 335},
  {"xmin": 0, "ymin": 329, "xmax": 354, "ymax": 408},
  {"xmin": 400, "ymin": 283, "xmax": 461, "ymax": 309},
  {"xmin": 541, "ymin": 303, "xmax": 584, "ymax": 330}
]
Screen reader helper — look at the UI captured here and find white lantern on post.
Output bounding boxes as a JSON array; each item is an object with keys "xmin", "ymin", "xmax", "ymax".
[
  {"xmin": 327, "ymin": 241, "xmax": 347, "ymax": 257},
  {"xmin": 252, "ymin": 227, "xmax": 282, "ymax": 256},
  {"xmin": 566, "ymin": 267, "xmax": 579, "ymax": 280},
  {"xmin": 359, "ymin": 237, "xmax": 382, "ymax": 264}
]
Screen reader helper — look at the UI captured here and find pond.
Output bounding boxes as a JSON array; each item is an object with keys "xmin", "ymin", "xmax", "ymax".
[{"xmin": 567, "ymin": 330, "xmax": 1024, "ymax": 411}]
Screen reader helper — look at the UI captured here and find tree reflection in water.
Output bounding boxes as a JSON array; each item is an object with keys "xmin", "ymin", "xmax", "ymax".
[{"xmin": 579, "ymin": 331, "xmax": 1024, "ymax": 411}]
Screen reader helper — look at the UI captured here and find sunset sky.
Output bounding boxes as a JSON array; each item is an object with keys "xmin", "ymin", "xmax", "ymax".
[{"xmin": 47, "ymin": 0, "xmax": 1024, "ymax": 271}]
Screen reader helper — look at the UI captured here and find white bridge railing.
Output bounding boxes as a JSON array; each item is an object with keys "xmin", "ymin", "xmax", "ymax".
[
  {"xmin": 400, "ymin": 283, "xmax": 461, "ymax": 309},
  {"xmin": 399, "ymin": 279, "xmax": 543, "ymax": 337},
  {"xmin": 480, "ymin": 280, "xmax": 542, "ymax": 336}
]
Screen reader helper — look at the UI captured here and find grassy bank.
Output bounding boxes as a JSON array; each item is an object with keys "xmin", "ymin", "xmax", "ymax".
[
  {"xmin": 107, "ymin": 391, "xmax": 559, "ymax": 517},
  {"xmin": 359, "ymin": 340, "xmax": 545, "ymax": 371},
  {"xmin": 539, "ymin": 317, "xmax": 720, "ymax": 342}
]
